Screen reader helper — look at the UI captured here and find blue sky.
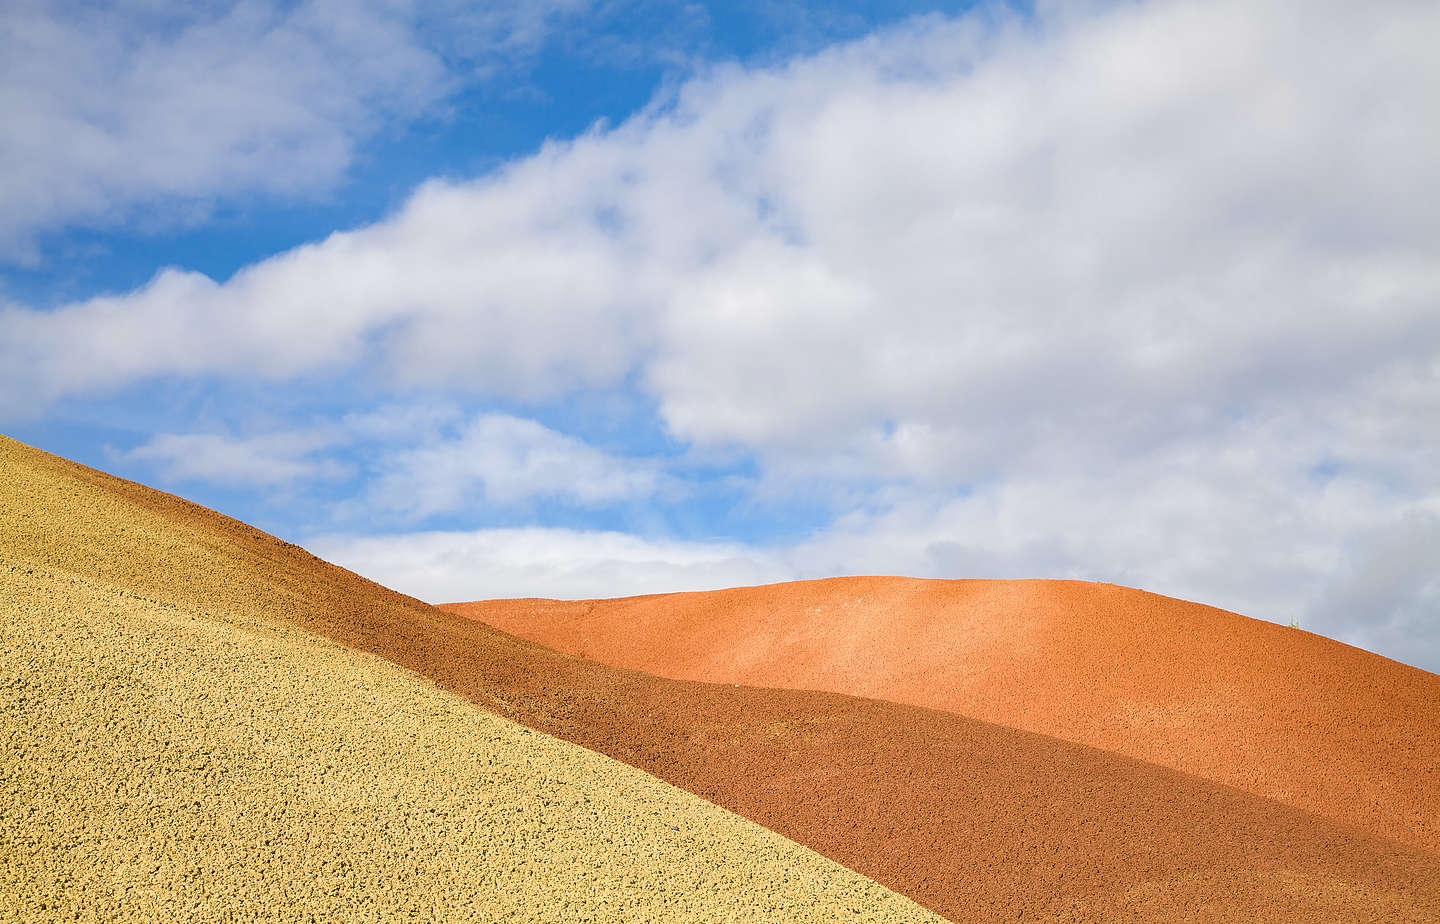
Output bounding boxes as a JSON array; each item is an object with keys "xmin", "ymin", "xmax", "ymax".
[{"xmin": 3, "ymin": 0, "xmax": 1438, "ymax": 671}]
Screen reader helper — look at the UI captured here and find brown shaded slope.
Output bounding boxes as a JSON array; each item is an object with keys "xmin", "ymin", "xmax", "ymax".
[
  {"xmin": 446, "ymin": 577, "xmax": 1440, "ymax": 853},
  {"xmin": 6, "ymin": 434, "xmax": 1440, "ymax": 922}
]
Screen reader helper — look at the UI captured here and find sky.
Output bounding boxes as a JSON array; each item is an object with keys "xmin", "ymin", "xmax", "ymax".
[{"xmin": 2, "ymin": 0, "xmax": 1438, "ymax": 672}]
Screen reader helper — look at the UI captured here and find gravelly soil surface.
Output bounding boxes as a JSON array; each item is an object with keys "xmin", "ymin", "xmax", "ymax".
[
  {"xmin": 6, "ymin": 434, "xmax": 1440, "ymax": 922},
  {"xmin": 447, "ymin": 577, "xmax": 1440, "ymax": 853},
  {"xmin": 0, "ymin": 532, "xmax": 937, "ymax": 917}
]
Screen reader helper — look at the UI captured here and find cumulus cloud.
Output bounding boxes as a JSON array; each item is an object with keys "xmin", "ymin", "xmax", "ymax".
[
  {"xmin": 5, "ymin": 0, "xmax": 1439, "ymax": 667},
  {"xmin": 307, "ymin": 527, "xmax": 789, "ymax": 602},
  {"xmin": 0, "ymin": 0, "xmax": 589, "ymax": 260}
]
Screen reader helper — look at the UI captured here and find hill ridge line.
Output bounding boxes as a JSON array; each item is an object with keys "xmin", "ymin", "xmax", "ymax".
[{"xmin": 6, "ymin": 433, "xmax": 1438, "ymax": 921}]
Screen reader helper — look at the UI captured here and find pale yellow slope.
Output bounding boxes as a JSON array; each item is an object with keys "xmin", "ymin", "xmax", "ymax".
[{"xmin": 0, "ymin": 469, "xmax": 937, "ymax": 922}]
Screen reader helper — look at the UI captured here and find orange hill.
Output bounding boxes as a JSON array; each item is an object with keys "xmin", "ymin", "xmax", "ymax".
[{"xmin": 445, "ymin": 576, "xmax": 1440, "ymax": 853}]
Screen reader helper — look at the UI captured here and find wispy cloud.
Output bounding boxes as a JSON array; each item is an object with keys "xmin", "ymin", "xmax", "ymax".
[
  {"xmin": 114, "ymin": 406, "xmax": 673, "ymax": 519},
  {"xmin": 117, "ymin": 430, "xmax": 347, "ymax": 488}
]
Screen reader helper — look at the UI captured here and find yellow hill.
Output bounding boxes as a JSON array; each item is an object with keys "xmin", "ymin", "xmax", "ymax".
[{"xmin": 0, "ymin": 435, "xmax": 938, "ymax": 923}]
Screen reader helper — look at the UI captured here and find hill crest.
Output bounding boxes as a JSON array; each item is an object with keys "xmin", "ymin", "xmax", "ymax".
[{"xmin": 445, "ymin": 574, "xmax": 1440, "ymax": 852}]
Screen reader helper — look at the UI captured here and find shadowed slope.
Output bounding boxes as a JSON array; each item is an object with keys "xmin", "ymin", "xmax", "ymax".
[
  {"xmin": 5, "ymin": 435, "xmax": 1439, "ymax": 922},
  {"xmin": 447, "ymin": 577, "xmax": 1440, "ymax": 853}
]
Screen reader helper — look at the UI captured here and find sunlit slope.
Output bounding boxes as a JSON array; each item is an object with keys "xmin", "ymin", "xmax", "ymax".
[
  {"xmin": 447, "ymin": 577, "xmax": 1440, "ymax": 853},
  {"xmin": 0, "ymin": 566, "xmax": 936, "ymax": 920},
  {"xmin": 6, "ymin": 435, "xmax": 1440, "ymax": 922}
]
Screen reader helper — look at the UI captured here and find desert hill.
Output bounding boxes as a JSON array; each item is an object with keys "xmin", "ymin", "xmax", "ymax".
[
  {"xmin": 446, "ymin": 576, "xmax": 1440, "ymax": 853},
  {"xmin": 0, "ymin": 445, "xmax": 937, "ymax": 922},
  {"xmin": 5, "ymin": 434, "xmax": 1439, "ymax": 921}
]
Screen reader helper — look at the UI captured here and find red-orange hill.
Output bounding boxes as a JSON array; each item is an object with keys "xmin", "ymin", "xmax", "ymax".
[{"xmin": 445, "ymin": 576, "xmax": 1440, "ymax": 854}]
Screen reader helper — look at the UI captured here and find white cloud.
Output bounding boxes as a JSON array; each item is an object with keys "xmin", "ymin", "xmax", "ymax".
[
  {"xmin": 0, "ymin": 0, "xmax": 590, "ymax": 260},
  {"xmin": 365, "ymin": 412, "xmax": 670, "ymax": 517},
  {"xmin": 8, "ymin": 0, "xmax": 1435, "ymax": 427},
  {"xmin": 308, "ymin": 527, "xmax": 788, "ymax": 602},
  {"xmin": 0, "ymin": 159, "xmax": 654, "ymax": 407},
  {"xmin": 5, "ymin": 0, "xmax": 1439, "ymax": 668},
  {"xmin": 118, "ymin": 430, "xmax": 346, "ymax": 487},
  {"xmin": 112, "ymin": 406, "xmax": 668, "ymax": 517}
]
